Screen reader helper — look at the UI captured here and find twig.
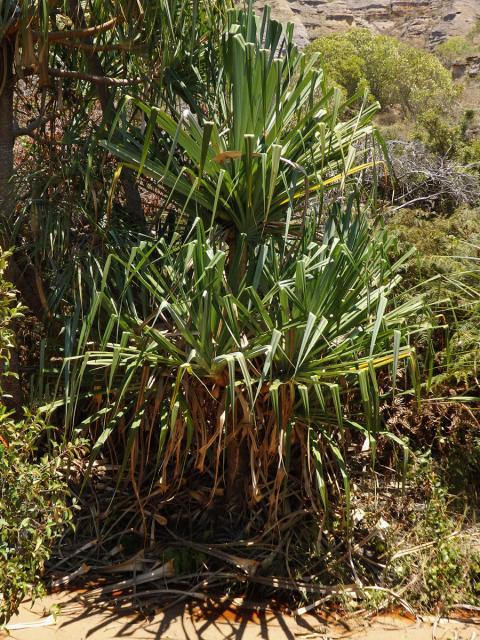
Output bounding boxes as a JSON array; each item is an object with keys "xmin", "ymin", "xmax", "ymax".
[
  {"xmin": 13, "ymin": 113, "xmax": 58, "ymax": 138},
  {"xmin": 362, "ymin": 586, "xmax": 417, "ymax": 618},
  {"xmin": 51, "ymin": 539, "xmax": 99, "ymax": 569},
  {"xmin": 58, "ymin": 40, "xmax": 137, "ymax": 53},
  {"xmin": 391, "ymin": 532, "xmax": 460, "ymax": 561},
  {"xmin": 51, "ymin": 563, "xmax": 90, "ymax": 588},
  {"xmin": 295, "ymin": 596, "xmax": 330, "ymax": 616},
  {"xmin": 450, "ymin": 604, "xmax": 480, "ymax": 613},
  {"xmin": 89, "ymin": 561, "xmax": 175, "ymax": 596},
  {"xmin": 42, "ymin": 17, "xmax": 122, "ymax": 43},
  {"xmin": 48, "ymin": 68, "xmax": 142, "ymax": 86}
]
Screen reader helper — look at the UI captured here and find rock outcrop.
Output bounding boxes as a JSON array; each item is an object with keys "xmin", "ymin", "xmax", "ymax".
[
  {"xmin": 452, "ymin": 55, "xmax": 480, "ymax": 79},
  {"xmin": 253, "ymin": 0, "xmax": 480, "ymax": 49}
]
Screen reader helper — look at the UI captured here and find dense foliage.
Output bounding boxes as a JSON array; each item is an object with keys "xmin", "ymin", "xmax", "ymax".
[
  {"xmin": 62, "ymin": 7, "xmax": 425, "ymax": 522},
  {"xmin": 0, "ymin": 0, "xmax": 479, "ymax": 624},
  {"xmin": 0, "ymin": 0, "xmax": 233, "ymax": 338},
  {"xmin": 388, "ymin": 206, "xmax": 480, "ymax": 387},
  {"xmin": 306, "ymin": 29, "xmax": 459, "ymax": 119},
  {"xmin": 0, "ymin": 410, "xmax": 75, "ymax": 625},
  {"xmin": 436, "ymin": 22, "xmax": 480, "ymax": 66},
  {"xmin": 0, "ymin": 253, "xmax": 74, "ymax": 625}
]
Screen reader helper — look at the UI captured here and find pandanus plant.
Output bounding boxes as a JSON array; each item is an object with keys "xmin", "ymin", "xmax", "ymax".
[
  {"xmin": 64, "ymin": 4, "xmax": 423, "ymax": 522},
  {"xmin": 104, "ymin": 3, "xmax": 379, "ymax": 251}
]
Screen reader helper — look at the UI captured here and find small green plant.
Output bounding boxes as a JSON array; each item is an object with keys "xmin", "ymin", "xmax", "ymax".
[
  {"xmin": 0, "ymin": 251, "xmax": 77, "ymax": 626},
  {"xmin": 420, "ymin": 484, "xmax": 463, "ymax": 608},
  {"xmin": 0, "ymin": 410, "xmax": 77, "ymax": 625},
  {"xmin": 414, "ymin": 109, "xmax": 462, "ymax": 156},
  {"xmin": 0, "ymin": 251, "xmax": 22, "ymax": 400},
  {"xmin": 388, "ymin": 456, "xmax": 480, "ymax": 612},
  {"xmin": 436, "ymin": 35, "xmax": 480, "ymax": 66}
]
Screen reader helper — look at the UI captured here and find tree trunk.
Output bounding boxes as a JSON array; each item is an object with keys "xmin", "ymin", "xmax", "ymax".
[
  {"xmin": 0, "ymin": 41, "xmax": 44, "ymax": 322},
  {"xmin": 0, "ymin": 41, "xmax": 22, "ymax": 411},
  {"xmin": 0, "ymin": 43, "xmax": 14, "ymax": 221},
  {"xmin": 226, "ymin": 426, "xmax": 250, "ymax": 511}
]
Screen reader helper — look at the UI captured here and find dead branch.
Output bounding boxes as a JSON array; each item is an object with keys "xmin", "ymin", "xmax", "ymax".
[
  {"xmin": 56, "ymin": 40, "xmax": 137, "ymax": 53},
  {"xmin": 378, "ymin": 140, "xmax": 480, "ymax": 211},
  {"xmin": 47, "ymin": 67, "xmax": 141, "ymax": 86},
  {"xmin": 13, "ymin": 113, "xmax": 56, "ymax": 137},
  {"xmin": 44, "ymin": 17, "xmax": 122, "ymax": 43}
]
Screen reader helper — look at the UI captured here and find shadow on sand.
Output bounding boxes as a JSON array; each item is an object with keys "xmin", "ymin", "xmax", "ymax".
[{"xmin": 52, "ymin": 592, "xmax": 340, "ymax": 639}]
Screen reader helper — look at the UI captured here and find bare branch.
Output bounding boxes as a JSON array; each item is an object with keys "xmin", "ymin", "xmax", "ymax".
[
  {"xmin": 46, "ymin": 17, "xmax": 122, "ymax": 42},
  {"xmin": 56, "ymin": 40, "xmax": 137, "ymax": 53},
  {"xmin": 13, "ymin": 113, "xmax": 56, "ymax": 138},
  {"xmin": 368, "ymin": 140, "xmax": 480, "ymax": 211},
  {"xmin": 47, "ymin": 68, "xmax": 141, "ymax": 86}
]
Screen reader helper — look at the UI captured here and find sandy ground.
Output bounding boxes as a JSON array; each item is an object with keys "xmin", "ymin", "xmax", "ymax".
[{"xmin": 1, "ymin": 592, "xmax": 479, "ymax": 640}]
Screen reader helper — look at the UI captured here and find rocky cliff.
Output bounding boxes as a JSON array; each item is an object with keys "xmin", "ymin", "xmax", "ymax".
[{"xmin": 253, "ymin": 0, "xmax": 480, "ymax": 48}]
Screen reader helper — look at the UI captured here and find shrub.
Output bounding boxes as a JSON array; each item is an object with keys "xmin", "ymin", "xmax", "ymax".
[
  {"xmin": 0, "ymin": 252, "xmax": 21, "ymax": 396},
  {"xmin": 414, "ymin": 108, "xmax": 480, "ymax": 160},
  {"xmin": 64, "ymin": 8, "xmax": 424, "ymax": 536},
  {"xmin": 306, "ymin": 29, "xmax": 460, "ymax": 120},
  {"xmin": 414, "ymin": 109, "xmax": 462, "ymax": 157},
  {"xmin": 0, "ymin": 252, "xmax": 75, "ymax": 625},
  {"xmin": 67, "ymin": 206, "xmax": 423, "ymax": 516},
  {"xmin": 436, "ymin": 35, "xmax": 479, "ymax": 66},
  {"xmin": 387, "ymin": 207, "xmax": 480, "ymax": 387},
  {"xmin": 435, "ymin": 36, "xmax": 477, "ymax": 65},
  {"xmin": 0, "ymin": 411, "xmax": 76, "ymax": 625},
  {"xmin": 388, "ymin": 463, "xmax": 480, "ymax": 611}
]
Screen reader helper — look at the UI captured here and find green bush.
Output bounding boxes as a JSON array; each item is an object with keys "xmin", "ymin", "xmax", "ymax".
[
  {"xmin": 436, "ymin": 35, "xmax": 479, "ymax": 65},
  {"xmin": 306, "ymin": 29, "xmax": 460, "ymax": 119},
  {"xmin": 414, "ymin": 109, "xmax": 462, "ymax": 156},
  {"xmin": 387, "ymin": 207, "xmax": 480, "ymax": 386},
  {"xmin": 306, "ymin": 28, "xmax": 480, "ymax": 165},
  {"xmin": 390, "ymin": 475, "xmax": 478, "ymax": 610},
  {"xmin": 388, "ymin": 207, "xmax": 480, "ymax": 281},
  {"xmin": 0, "ymin": 411, "xmax": 76, "ymax": 625},
  {"xmin": 0, "ymin": 252, "xmax": 76, "ymax": 626},
  {"xmin": 435, "ymin": 20, "xmax": 480, "ymax": 66},
  {"xmin": 0, "ymin": 253, "xmax": 21, "ymax": 393},
  {"xmin": 414, "ymin": 108, "xmax": 480, "ymax": 159}
]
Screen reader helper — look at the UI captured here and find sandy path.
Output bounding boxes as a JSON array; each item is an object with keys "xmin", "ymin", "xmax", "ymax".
[{"xmin": 1, "ymin": 592, "xmax": 478, "ymax": 639}]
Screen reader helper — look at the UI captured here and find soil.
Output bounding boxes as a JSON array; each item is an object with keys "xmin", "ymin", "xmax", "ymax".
[{"xmin": 2, "ymin": 592, "xmax": 479, "ymax": 640}]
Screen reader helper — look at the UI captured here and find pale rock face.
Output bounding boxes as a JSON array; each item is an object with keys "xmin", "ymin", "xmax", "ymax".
[{"xmin": 253, "ymin": 0, "xmax": 480, "ymax": 48}]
